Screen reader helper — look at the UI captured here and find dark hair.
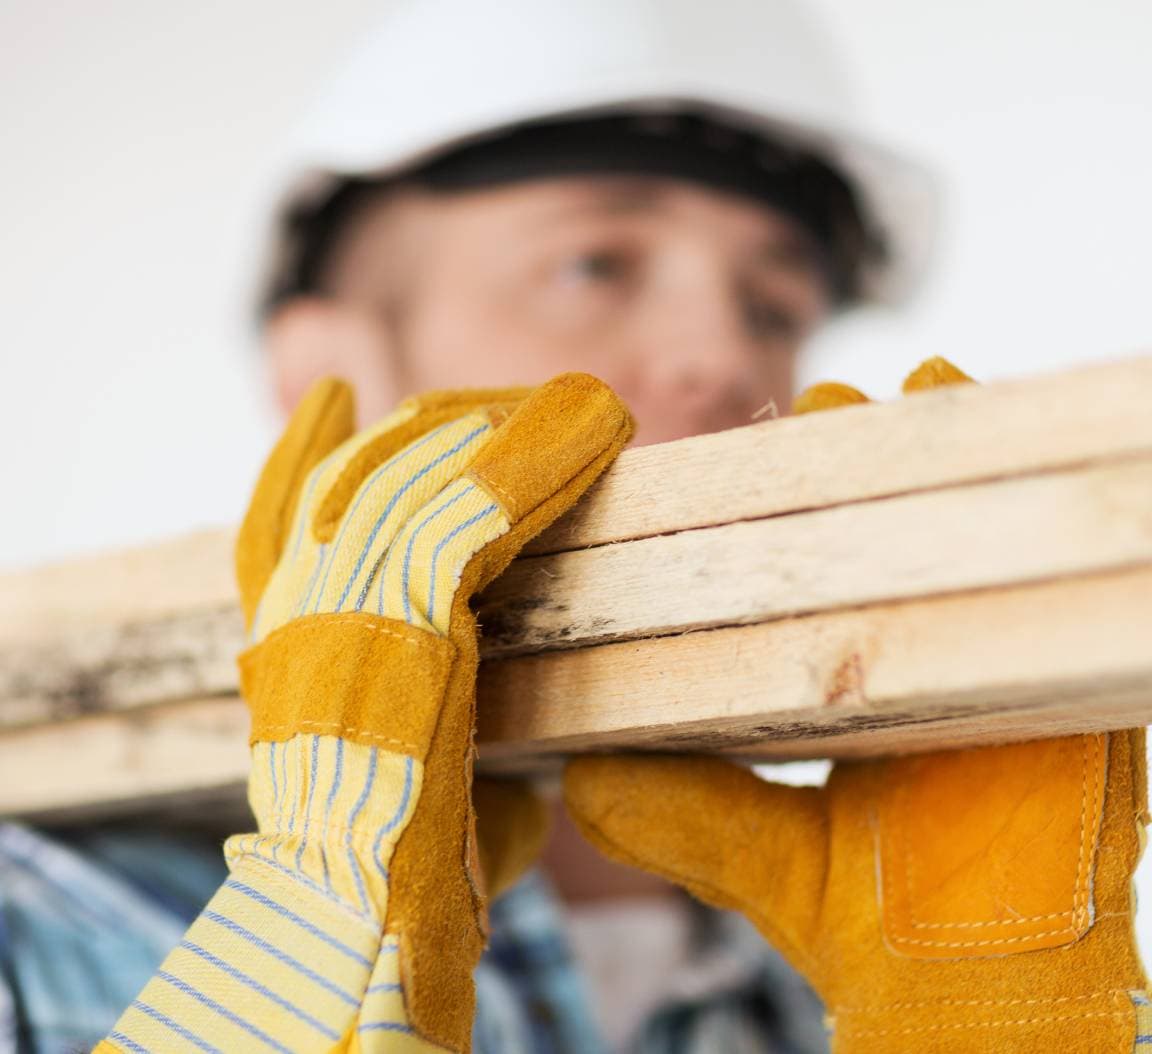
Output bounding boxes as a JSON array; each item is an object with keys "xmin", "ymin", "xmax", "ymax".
[{"xmin": 260, "ymin": 110, "xmax": 886, "ymax": 319}]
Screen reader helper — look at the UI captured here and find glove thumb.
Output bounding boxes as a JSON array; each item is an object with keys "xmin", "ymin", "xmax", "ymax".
[
  {"xmin": 235, "ymin": 376, "xmax": 354, "ymax": 629},
  {"xmin": 473, "ymin": 777, "xmax": 551, "ymax": 900},
  {"xmin": 563, "ymin": 755, "xmax": 829, "ymax": 973}
]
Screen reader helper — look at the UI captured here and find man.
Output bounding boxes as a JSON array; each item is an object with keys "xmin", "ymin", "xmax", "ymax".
[
  {"xmin": 11, "ymin": 0, "xmax": 1149, "ymax": 1051},
  {"xmin": 252, "ymin": 121, "xmax": 856, "ymax": 1054},
  {"xmin": 238, "ymin": 2, "xmax": 915, "ymax": 1044},
  {"xmin": 5, "ymin": 2, "xmax": 917, "ymax": 1044}
]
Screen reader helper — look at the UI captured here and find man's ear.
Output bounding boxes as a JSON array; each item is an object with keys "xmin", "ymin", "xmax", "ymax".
[{"xmin": 263, "ymin": 297, "xmax": 403, "ymax": 427}]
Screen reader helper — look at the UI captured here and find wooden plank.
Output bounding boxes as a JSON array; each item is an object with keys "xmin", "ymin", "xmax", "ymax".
[
  {"xmin": 478, "ymin": 564, "xmax": 1152, "ymax": 762},
  {"xmin": 527, "ymin": 352, "xmax": 1152, "ymax": 554},
  {"xmin": 0, "ymin": 695, "xmax": 252, "ymax": 822},
  {"xmin": 0, "ymin": 606, "xmax": 242, "ymax": 727},
  {"xmin": 4, "ymin": 452, "xmax": 1150, "ymax": 725},
  {"xmin": 3, "ymin": 564, "xmax": 1149, "ymax": 822},
  {"xmin": 479, "ymin": 456, "xmax": 1152, "ymax": 655},
  {"xmin": 0, "ymin": 528, "xmax": 237, "ymax": 641}
]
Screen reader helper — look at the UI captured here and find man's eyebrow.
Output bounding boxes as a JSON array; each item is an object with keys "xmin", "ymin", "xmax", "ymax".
[
  {"xmin": 534, "ymin": 178, "xmax": 668, "ymax": 221},
  {"xmin": 596, "ymin": 179, "xmax": 666, "ymax": 213},
  {"xmin": 754, "ymin": 224, "xmax": 822, "ymax": 272}
]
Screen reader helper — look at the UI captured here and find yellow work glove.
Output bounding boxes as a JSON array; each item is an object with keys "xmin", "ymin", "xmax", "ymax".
[
  {"xmin": 101, "ymin": 373, "xmax": 630, "ymax": 1054},
  {"xmin": 565, "ymin": 357, "xmax": 1151, "ymax": 1053},
  {"xmin": 238, "ymin": 376, "xmax": 553, "ymax": 910}
]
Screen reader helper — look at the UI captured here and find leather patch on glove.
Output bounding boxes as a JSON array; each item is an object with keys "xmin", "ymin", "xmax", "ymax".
[{"xmin": 878, "ymin": 734, "xmax": 1107, "ymax": 957}]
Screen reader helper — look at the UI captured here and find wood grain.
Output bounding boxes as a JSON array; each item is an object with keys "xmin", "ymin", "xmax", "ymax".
[{"xmin": 478, "ymin": 455, "xmax": 1152, "ymax": 655}]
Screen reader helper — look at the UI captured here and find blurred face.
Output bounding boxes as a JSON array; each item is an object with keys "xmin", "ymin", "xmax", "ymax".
[{"xmin": 266, "ymin": 176, "xmax": 830, "ymax": 446}]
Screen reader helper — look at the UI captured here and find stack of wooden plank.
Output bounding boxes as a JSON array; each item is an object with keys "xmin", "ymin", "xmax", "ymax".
[{"xmin": 2, "ymin": 355, "xmax": 1150, "ymax": 822}]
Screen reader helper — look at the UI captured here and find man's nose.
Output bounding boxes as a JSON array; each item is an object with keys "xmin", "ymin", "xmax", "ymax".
[{"xmin": 635, "ymin": 277, "xmax": 757, "ymax": 407}]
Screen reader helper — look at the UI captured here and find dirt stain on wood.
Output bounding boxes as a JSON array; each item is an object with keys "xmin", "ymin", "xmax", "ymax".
[{"xmin": 825, "ymin": 651, "xmax": 867, "ymax": 707}]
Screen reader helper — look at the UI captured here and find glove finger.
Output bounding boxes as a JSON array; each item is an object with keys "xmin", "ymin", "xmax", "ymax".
[
  {"xmin": 564, "ymin": 755, "xmax": 829, "ymax": 974},
  {"xmin": 901, "ymin": 355, "xmax": 975, "ymax": 392},
  {"xmin": 792, "ymin": 379, "xmax": 871, "ymax": 414},
  {"xmin": 374, "ymin": 470, "xmax": 507, "ymax": 630},
  {"xmin": 462, "ymin": 371, "xmax": 633, "ymax": 591},
  {"xmin": 467, "ymin": 373, "xmax": 632, "ymax": 525},
  {"xmin": 374, "ymin": 372, "xmax": 633, "ymax": 632},
  {"xmin": 303, "ymin": 410, "xmax": 499, "ymax": 617},
  {"xmin": 235, "ymin": 376, "xmax": 355, "ymax": 629},
  {"xmin": 473, "ymin": 777, "xmax": 551, "ymax": 900},
  {"xmin": 312, "ymin": 385, "xmax": 534, "ymax": 544}
]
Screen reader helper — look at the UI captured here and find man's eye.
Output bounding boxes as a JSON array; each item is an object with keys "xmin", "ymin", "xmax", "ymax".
[
  {"xmin": 744, "ymin": 299, "xmax": 801, "ymax": 341},
  {"xmin": 563, "ymin": 250, "xmax": 630, "ymax": 283}
]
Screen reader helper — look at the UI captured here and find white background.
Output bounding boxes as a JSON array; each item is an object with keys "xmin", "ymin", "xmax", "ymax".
[{"xmin": 2, "ymin": 0, "xmax": 1151, "ymax": 944}]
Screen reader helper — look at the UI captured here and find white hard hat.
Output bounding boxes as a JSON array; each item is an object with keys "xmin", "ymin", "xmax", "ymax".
[{"xmin": 264, "ymin": 0, "xmax": 939, "ymax": 307}]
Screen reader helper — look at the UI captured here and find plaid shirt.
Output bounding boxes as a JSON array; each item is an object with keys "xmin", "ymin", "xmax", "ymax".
[
  {"xmin": 0, "ymin": 822, "xmax": 828, "ymax": 1054},
  {"xmin": 0, "ymin": 822, "xmax": 224, "ymax": 1052},
  {"xmin": 477, "ymin": 871, "xmax": 829, "ymax": 1054}
]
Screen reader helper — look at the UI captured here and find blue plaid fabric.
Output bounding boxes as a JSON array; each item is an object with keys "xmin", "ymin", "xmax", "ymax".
[
  {"xmin": 475, "ymin": 870, "xmax": 830, "ymax": 1054},
  {"xmin": 0, "ymin": 822, "xmax": 227, "ymax": 1053},
  {"xmin": 475, "ymin": 869, "xmax": 611, "ymax": 1054},
  {"xmin": 0, "ymin": 822, "xmax": 827, "ymax": 1053}
]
